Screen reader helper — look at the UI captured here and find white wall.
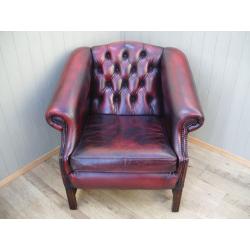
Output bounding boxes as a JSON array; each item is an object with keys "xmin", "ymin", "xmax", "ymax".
[{"xmin": 0, "ymin": 31, "xmax": 249, "ymax": 180}]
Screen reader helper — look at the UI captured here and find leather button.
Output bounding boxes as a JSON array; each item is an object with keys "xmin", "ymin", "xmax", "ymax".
[
  {"xmin": 148, "ymin": 63, "xmax": 154, "ymax": 73},
  {"xmin": 113, "ymin": 92, "xmax": 120, "ymax": 103},
  {"xmin": 130, "ymin": 64, "xmax": 137, "ymax": 74},
  {"xmin": 99, "ymin": 95, "xmax": 104, "ymax": 103},
  {"xmin": 139, "ymin": 78, "xmax": 145, "ymax": 87},
  {"xmin": 139, "ymin": 50, "xmax": 147, "ymax": 59},
  {"xmin": 121, "ymin": 79, "xmax": 129, "ymax": 88},
  {"xmin": 106, "ymin": 80, "xmax": 113, "ymax": 88},
  {"xmin": 97, "ymin": 64, "xmax": 103, "ymax": 74},
  {"xmin": 130, "ymin": 93, "xmax": 137, "ymax": 103},
  {"xmin": 114, "ymin": 64, "xmax": 120, "ymax": 74},
  {"xmin": 146, "ymin": 94, "xmax": 153, "ymax": 104},
  {"xmin": 105, "ymin": 51, "xmax": 111, "ymax": 60},
  {"xmin": 122, "ymin": 51, "xmax": 129, "ymax": 60}
]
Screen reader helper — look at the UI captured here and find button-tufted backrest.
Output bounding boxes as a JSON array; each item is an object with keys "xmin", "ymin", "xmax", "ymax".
[{"xmin": 90, "ymin": 41, "xmax": 163, "ymax": 115}]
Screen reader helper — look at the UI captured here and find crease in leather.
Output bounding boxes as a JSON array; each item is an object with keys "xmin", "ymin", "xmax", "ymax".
[{"xmin": 70, "ymin": 114, "xmax": 177, "ymax": 173}]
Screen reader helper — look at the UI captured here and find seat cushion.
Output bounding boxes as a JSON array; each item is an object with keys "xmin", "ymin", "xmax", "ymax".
[{"xmin": 70, "ymin": 115, "xmax": 177, "ymax": 173}]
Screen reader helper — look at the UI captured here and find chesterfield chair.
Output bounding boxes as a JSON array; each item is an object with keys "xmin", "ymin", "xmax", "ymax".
[{"xmin": 46, "ymin": 41, "xmax": 204, "ymax": 212}]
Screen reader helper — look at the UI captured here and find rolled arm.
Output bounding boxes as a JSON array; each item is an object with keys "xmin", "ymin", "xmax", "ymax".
[
  {"xmin": 45, "ymin": 47, "xmax": 92, "ymax": 173},
  {"xmin": 161, "ymin": 48, "xmax": 204, "ymax": 164}
]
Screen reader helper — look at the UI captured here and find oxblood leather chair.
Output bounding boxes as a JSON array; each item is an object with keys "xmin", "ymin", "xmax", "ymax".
[{"xmin": 46, "ymin": 41, "xmax": 204, "ymax": 212}]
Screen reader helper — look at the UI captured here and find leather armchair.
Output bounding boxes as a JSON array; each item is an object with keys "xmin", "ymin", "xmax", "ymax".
[{"xmin": 46, "ymin": 41, "xmax": 204, "ymax": 212}]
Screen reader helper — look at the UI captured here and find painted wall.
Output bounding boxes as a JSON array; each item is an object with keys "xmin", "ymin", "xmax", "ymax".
[{"xmin": 0, "ymin": 31, "xmax": 249, "ymax": 180}]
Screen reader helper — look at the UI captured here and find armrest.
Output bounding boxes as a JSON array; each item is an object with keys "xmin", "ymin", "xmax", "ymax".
[
  {"xmin": 161, "ymin": 48, "xmax": 204, "ymax": 164},
  {"xmin": 45, "ymin": 47, "xmax": 92, "ymax": 173}
]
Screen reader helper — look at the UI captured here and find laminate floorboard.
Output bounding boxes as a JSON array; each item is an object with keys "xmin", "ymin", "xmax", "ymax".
[{"xmin": 0, "ymin": 142, "xmax": 249, "ymax": 218}]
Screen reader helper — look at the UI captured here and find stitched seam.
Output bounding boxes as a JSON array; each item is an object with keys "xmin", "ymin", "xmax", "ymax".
[
  {"xmin": 181, "ymin": 118, "xmax": 202, "ymax": 158},
  {"xmin": 72, "ymin": 171, "xmax": 177, "ymax": 175},
  {"xmin": 70, "ymin": 157, "xmax": 177, "ymax": 162}
]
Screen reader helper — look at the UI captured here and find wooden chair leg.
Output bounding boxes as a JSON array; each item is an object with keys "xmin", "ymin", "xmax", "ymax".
[
  {"xmin": 172, "ymin": 188, "xmax": 183, "ymax": 212},
  {"xmin": 65, "ymin": 187, "xmax": 77, "ymax": 210}
]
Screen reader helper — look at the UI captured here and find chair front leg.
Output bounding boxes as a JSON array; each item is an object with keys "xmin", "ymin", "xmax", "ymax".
[
  {"xmin": 65, "ymin": 186, "xmax": 77, "ymax": 210},
  {"xmin": 61, "ymin": 172, "xmax": 77, "ymax": 210},
  {"xmin": 171, "ymin": 163, "xmax": 188, "ymax": 212},
  {"xmin": 59, "ymin": 157, "xmax": 78, "ymax": 210}
]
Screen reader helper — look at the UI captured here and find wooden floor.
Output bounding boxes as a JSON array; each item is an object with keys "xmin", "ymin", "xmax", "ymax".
[{"xmin": 0, "ymin": 142, "xmax": 250, "ymax": 218}]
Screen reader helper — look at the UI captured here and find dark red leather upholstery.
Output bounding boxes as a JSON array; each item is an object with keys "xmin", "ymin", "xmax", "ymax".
[
  {"xmin": 69, "ymin": 172, "xmax": 178, "ymax": 189},
  {"xmin": 46, "ymin": 48, "xmax": 92, "ymax": 174},
  {"xmin": 70, "ymin": 115, "xmax": 177, "ymax": 173},
  {"xmin": 45, "ymin": 41, "xmax": 204, "ymax": 212},
  {"xmin": 161, "ymin": 48, "xmax": 204, "ymax": 165},
  {"xmin": 91, "ymin": 41, "xmax": 163, "ymax": 115}
]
